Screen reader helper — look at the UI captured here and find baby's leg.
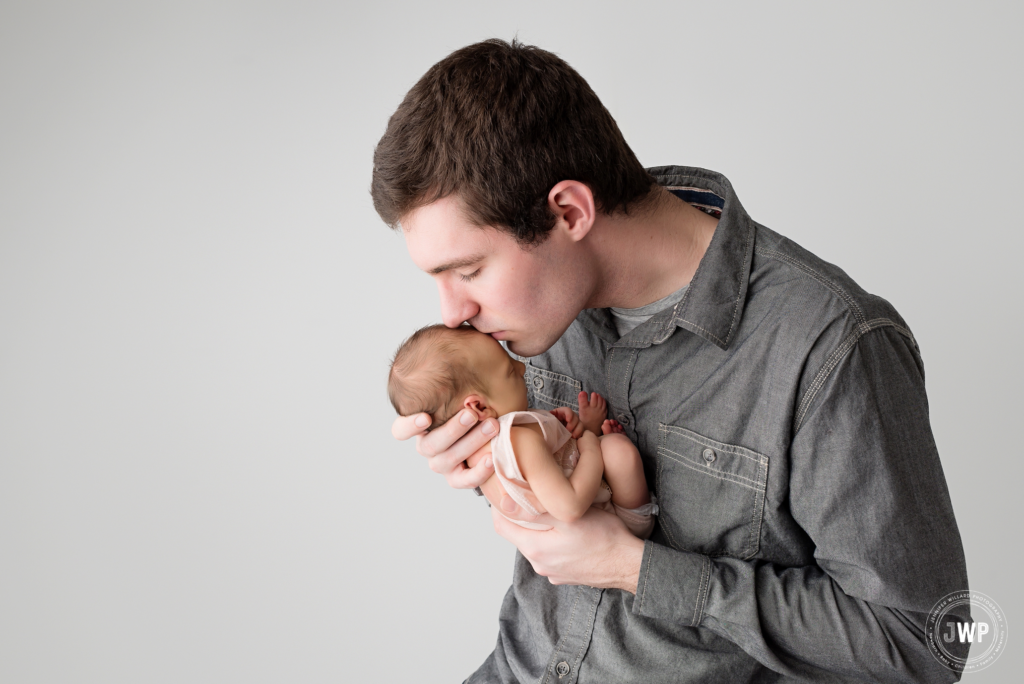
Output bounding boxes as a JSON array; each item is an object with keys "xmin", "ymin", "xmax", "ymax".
[{"xmin": 597, "ymin": 432, "xmax": 650, "ymax": 510}]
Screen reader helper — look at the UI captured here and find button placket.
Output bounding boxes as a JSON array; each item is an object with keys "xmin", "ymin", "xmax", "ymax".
[
  {"xmin": 540, "ymin": 586, "xmax": 601, "ymax": 684},
  {"xmin": 605, "ymin": 347, "xmax": 639, "ymax": 436}
]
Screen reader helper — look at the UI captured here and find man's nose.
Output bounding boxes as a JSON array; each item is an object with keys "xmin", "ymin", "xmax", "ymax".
[{"xmin": 438, "ymin": 281, "xmax": 479, "ymax": 328}]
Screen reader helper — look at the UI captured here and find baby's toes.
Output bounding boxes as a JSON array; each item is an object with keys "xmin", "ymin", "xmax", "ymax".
[{"xmin": 602, "ymin": 419, "xmax": 624, "ymax": 435}]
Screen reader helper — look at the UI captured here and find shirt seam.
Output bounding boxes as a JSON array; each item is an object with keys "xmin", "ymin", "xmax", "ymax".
[
  {"xmin": 693, "ymin": 555, "xmax": 710, "ymax": 626},
  {"xmin": 755, "ymin": 245, "xmax": 866, "ymax": 325},
  {"xmin": 638, "ymin": 543, "xmax": 653, "ymax": 613},
  {"xmin": 570, "ymin": 589, "xmax": 601, "ymax": 680},
  {"xmin": 794, "ymin": 319, "xmax": 917, "ymax": 432}
]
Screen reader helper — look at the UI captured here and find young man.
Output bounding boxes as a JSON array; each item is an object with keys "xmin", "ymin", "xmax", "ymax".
[{"xmin": 379, "ymin": 40, "xmax": 969, "ymax": 682}]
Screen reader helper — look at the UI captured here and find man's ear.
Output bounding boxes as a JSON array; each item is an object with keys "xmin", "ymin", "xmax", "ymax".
[
  {"xmin": 547, "ymin": 180, "xmax": 595, "ymax": 242},
  {"xmin": 463, "ymin": 394, "xmax": 498, "ymax": 420}
]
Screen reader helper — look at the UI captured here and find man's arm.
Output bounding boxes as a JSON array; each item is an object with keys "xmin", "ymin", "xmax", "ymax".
[{"xmin": 500, "ymin": 326, "xmax": 970, "ymax": 682}]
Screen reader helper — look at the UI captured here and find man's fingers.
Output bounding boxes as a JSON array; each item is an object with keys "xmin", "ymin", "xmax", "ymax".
[
  {"xmin": 419, "ymin": 417, "xmax": 498, "ymax": 476},
  {"xmin": 392, "ymin": 413, "xmax": 431, "ymax": 441},
  {"xmin": 491, "ymin": 506, "xmax": 556, "ymax": 554},
  {"xmin": 446, "ymin": 455, "xmax": 494, "ymax": 489},
  {"xmin": 417, "ymin": 409, "xmax": 483, "ymax": 458}
]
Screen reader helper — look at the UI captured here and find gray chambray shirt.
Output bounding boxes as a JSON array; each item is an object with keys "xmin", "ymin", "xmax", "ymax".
[{"xmin": 468, "ymin": 167, "xmax": 969, "ymax": 683}]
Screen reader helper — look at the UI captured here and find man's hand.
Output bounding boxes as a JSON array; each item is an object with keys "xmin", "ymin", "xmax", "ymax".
[
  {"xmin": 491, "ymin": 505, "xmax": 645, "ymax": 593},
  {"xmin": 391, "ymin": 409, "xmax": 498, "ymax": 489}
]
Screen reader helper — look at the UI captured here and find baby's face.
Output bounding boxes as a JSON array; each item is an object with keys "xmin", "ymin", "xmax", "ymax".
[{"xmin": 460, "ymin": 331, "xmax": 529, "ymax": 417}]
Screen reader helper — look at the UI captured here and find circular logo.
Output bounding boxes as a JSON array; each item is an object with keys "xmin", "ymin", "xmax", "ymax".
[{"xmin": 926, "ymin": 591, "xmax": 1007, "ymax": 673}]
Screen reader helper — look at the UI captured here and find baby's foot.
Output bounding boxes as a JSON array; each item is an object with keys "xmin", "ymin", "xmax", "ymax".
[
  {"xmin": 578, "ymin": 391, "xmax": 608, "ymax": 435},
  {"xmin": 602, "ymin": 419, "xmax": 625, "ymax": 435}
]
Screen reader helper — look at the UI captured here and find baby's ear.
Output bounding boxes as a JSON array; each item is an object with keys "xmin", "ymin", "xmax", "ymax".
[{"xmin": 463, "ymin": 394, "xmax": 496, "ymax": 420}]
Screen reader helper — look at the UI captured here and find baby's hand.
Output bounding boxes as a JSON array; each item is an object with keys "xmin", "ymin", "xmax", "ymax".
[
  {"xmin": 577, "ymin": 429, "xmax": 600, "ymax": 452},
  {"xmin": 578, "ymin": 391, "xmax": 608, "ymax": 436},
  {"xmin": 550, "ymin": 406, "xmax": 585, "ymax": 439}
]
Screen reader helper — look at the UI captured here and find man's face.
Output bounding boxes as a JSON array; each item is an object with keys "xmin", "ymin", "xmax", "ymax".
[{"xmin": 402, "ymin": 196, "xmax": 589, "ymax": 357}]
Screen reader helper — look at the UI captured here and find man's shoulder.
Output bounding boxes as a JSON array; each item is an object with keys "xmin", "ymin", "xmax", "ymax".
[{"xmin": 750, "ymin": 223, "xmax": 913, "ymax": 339}]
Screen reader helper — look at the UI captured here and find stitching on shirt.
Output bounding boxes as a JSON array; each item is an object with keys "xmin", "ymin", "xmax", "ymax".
[
  {"xmin": 528, "ymin": 367, "xmax": 582, "ymax": 388},
  {"xmin": 639, "ymin": 544, "xmax": 653, "ymax": 613},
  {"xmin": 694, "ymin": 556, "xmax": 711, "ymax": 626},
  {"xmin": 571, "ymin": 589, "xmax": 601, "ymax": 678},
  {"xmin": 654, "ymin": 431, "xmax": 681, "ymax": 550},
  {"xmin": 743, "ymin": 460, "xmax": 768, "ymax": 560},
  {"xmin": 543, "ymin": 589, "xmax": 582, "ymax": 684},
  {"xmin": 654, "ymin": 449, "xmax": 681, "ymax": 550},
  {"xmin": 755, "ymin": 246, "xmax": 866, "ymax": 325},
  {"xmin": 660, "ymin": 424, "xmax": 768, "ymax": 466},
  {"xmin": 606, "ymin": 347, "xmax": 618, "ymax": 404},
  {"xmin": 675, "ymin": 319, "xmax": 728, "ymax": 347},
  {"xmin": 533, "ymin": 390, "xmax": 579, "ymax": 412},
  {"xmin": 794, "ymin": 318, "xmax": 916, "ymax": 432},
  {"xmin": 619, "ymin": 350, "xmax": 637, "ymax": 420},
  {"xmin": 692, "ymin": 556, "xmax": 707, "ymax": 626},
  {"xmin": 659, "ymin": 448, "xmax": 767, "ymax": 491}
]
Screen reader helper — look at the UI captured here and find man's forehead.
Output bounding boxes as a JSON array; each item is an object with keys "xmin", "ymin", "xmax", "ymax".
[{"xmin": 402, "ymin": 197, "xmax": 505, "ymax": 273}]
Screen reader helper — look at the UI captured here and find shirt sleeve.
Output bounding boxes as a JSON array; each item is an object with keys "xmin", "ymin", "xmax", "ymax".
[{"xmin": 631, "ymin": 325, "xmax": 971, "ymax": 682}]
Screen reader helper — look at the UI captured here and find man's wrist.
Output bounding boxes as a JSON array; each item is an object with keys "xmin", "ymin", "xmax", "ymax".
[{"xmin": 614, "ymin": 536, "xmax": 646, "ymax": 593}]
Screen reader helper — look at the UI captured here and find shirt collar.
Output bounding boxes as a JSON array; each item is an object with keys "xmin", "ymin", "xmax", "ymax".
[{"xmin": 576, "ymin": 166, "xmax": 755, "ymax": 350}]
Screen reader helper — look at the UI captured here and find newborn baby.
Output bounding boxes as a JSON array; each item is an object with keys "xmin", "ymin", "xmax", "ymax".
[{"xmin": 388, "ymin": 324, "xmax": 657, "ymax": 538}]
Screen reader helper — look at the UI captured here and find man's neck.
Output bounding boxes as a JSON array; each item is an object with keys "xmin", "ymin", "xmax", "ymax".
[{"xmin": 583, "ymin": 187, "xmax": 718, "ymax": 310}]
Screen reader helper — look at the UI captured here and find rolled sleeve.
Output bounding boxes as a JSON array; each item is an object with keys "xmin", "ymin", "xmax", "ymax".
[{"xmin": 632, "ymin": 540, "xmax": 711, "ymax": 626}]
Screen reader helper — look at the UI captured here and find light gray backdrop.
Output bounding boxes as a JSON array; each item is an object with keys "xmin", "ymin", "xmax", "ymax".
[{"xmin": 1, "ymin": 2, "xmax": 1020, "ymax": 682}]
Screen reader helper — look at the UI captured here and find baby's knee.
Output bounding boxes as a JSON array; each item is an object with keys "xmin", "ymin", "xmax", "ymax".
[{"xmin": 599, "ymin": 432, "xmax": 641, "ymax": 467}]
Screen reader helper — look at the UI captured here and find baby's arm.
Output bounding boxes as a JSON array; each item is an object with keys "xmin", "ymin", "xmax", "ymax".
[{"xmin": 511, "ymin": 426, "xmax": 603, "ymax": 522}]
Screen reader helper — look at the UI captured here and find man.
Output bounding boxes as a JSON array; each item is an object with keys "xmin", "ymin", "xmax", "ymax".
[{"xmin": 378, "ymin": 39, "xmax": 969, "ymax": 683}]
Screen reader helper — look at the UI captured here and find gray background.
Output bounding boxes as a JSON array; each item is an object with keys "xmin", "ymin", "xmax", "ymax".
[{"xmin": 1, "ymin": 2, "xmax": 1019, "ymax": 682}]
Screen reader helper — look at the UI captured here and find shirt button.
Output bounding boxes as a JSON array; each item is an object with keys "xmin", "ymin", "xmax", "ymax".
[
  {"xmin": 702, "ymin": 448, "xmax": 717, "ymax": 463},
  {"xmin": 555, "ymin": 661, "xmax": 571, "ymax": 677},
  {"xmin": 532, "ymin": 376, "xmax": 544, "ymax": 389},
  {"xmin": 617, "ymin": 415, "xmax": 630, "ymax": 426}
]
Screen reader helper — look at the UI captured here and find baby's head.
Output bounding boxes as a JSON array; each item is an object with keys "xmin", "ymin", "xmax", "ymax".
[{"xmin": 388, "ymin": 324, "xmax": 529, "ymax": 430}]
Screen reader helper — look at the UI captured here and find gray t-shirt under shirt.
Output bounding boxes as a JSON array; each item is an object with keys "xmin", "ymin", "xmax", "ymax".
[{"xmin": 608, "ymin": 284, "xmax": 689, "ymax": 337}]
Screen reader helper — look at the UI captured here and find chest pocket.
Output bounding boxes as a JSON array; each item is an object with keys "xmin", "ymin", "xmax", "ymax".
[
  {"xmin": 656, "ymin": 424, "xmax": 768, "ymax": 560},
  {"xmin": 524, "ymin": 366, "xmax": 582, "ymax": 412}
]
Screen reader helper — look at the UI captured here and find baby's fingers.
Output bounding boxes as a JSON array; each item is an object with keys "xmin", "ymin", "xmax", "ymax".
[{"xmin": 578, "ymin": 391, "xmax": 590, "ymax": 409}]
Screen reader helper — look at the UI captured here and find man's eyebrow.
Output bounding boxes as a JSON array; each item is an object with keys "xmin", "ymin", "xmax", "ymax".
[{"xmin": 427, "ymin": 254, "xmax": 485, "ymax": 275}]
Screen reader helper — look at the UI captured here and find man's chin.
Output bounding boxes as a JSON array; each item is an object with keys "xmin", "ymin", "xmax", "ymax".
[{"xmin": 505, "ymin": 337, "xmax": 553, "ymax": 359}]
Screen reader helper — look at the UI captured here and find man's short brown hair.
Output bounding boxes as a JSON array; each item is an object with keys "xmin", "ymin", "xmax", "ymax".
[{"xmin": 371, "ymin": 39, "xmax": 655, "ymax": 245}]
